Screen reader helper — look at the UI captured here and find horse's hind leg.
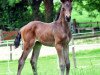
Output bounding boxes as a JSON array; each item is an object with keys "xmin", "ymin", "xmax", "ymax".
[
  {"xmin": 17, "ymin": 41, "xmax": 34, "ymax": 75},
  {"xmin": 30, "ymin": 41, "xmax": 42, "ymax": 75}
]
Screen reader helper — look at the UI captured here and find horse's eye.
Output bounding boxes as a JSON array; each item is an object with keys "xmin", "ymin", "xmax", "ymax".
[
  {"xmin": 71, "ymin": 7, "xmax": 72, "ymax": 10},
  {"xmin": 66, "ymin": 4, "xmax": 69, "ymax": 7},
  {"xmin": 62, "ymin": 8, "xmax": 65, "ymax": 11}
]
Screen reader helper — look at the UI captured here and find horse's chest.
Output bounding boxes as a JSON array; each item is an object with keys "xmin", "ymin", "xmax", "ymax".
[
  {"xmin": 59, "ymin": 34, "xmax": 69, "ymax": 42},
  {"xmin": 54, "ymin": 30, "xmax": 71, "ymax": 44}
]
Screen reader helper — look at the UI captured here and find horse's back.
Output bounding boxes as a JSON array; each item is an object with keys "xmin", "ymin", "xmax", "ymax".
[
  {"xmin": 20, "ymin": 21, "xmax": 53, "ymax": 32},
  {"xmin": 19, "ymin": 21, "xmax": 55, "ymax": 46}
]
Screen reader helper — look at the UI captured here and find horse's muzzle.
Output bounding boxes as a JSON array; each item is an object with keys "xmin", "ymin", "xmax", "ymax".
[{"xmin": 66, "ymin": 16, "xmax": 71, "ymax": 22}]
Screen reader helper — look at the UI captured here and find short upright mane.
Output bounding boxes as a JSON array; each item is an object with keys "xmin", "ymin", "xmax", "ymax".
[{"xmin": 55, "ymin": 6, "xmax": 61, "ymax": 21}]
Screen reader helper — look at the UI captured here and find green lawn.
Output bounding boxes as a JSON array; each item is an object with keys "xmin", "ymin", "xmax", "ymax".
[
  {"xmin": 0, "ymin": 49, "xmax": 100, "ymax": 75},
  {"xmin": 74, "ymin": 37, "xmax": 100, "ymax": 45}
]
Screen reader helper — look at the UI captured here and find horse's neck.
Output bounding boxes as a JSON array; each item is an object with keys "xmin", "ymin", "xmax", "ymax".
[
  {"xmin": 57, "ymin": 10, "xmax": 70, "ymax": 31},
  {"xmin": 57, "ymin": 8, "xmax": 65, "ymax": 22}
]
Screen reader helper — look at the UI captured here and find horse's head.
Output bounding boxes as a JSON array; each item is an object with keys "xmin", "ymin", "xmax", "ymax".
[{"xmin": 60, "ymin": 0, "xmax": 72, "ymax": 22}]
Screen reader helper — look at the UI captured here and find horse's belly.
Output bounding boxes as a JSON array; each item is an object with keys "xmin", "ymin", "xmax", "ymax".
[
  {"xmin": 36, "ymin": 34, "xmax": 55, "ymax": 46},
  {"xmin": 38, "ymin": 39, "xmax": 55, "ymax": 46},
  {"xmin": 40, "ymin": 41, "xmax": 55, "ymax": 47}
]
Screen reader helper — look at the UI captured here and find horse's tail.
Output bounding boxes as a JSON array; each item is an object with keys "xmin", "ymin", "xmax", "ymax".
[{"xmin": 14, "ymin": 32, "xmax": 21, "ymax": 48}]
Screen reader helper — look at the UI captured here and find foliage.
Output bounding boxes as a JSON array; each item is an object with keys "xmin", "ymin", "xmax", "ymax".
[
  {"xmin": 0, "ymin": 0, "xmax": 100, "ymax": 30},
  {"xmin": 0, "ymin": 0, "xmax": 59, "ymax": 30},
  {"xmin": 0, "ymin": 0, "xmax": 32, "ymax": 30},
  {"xmin": 73, "ymin": 0, "xmax": 100, "ymax": 17}
]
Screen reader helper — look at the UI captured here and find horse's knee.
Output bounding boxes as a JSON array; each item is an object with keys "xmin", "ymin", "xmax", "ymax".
[
  {"xmin": 18, "ymin": 59, "xmax": 25, "ymax": 71},
  {"xmin": 30, "ymin": 60, "xmax": 37, "ymax": 67},
  {"xmin": 30, "ymin": 59, "xmax": 34, "ymax": 64},
  {"xmin": 30, "ymin": 59, "xmax": 33, "ymax": 65},
  {"xmin": 60, "ymin": 64, "xmax": 66, "ymax": 71},
  {"xmin": 30, "ymin": 59, "xmax": 38, "ymax": 74},
  {"xmin": 66, "ymin": 61, "xmax": 70, "ymax": 71},
  {"xmin": 18, "ymin": 58, "xmax": 24, "ymax": 66}
]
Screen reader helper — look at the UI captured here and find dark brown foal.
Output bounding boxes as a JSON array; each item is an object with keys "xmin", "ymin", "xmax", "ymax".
[{"xmin": 14, "ymin": 0, "xmax": 72, "ymax": 75}]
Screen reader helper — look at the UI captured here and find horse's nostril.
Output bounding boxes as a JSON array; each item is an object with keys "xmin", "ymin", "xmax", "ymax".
[
  {"xmin": 66, "ymin": 16, "xmax": 71, "ymax": 22},
  {"xmin": 69, "ymin": 16, "xmax": 71, "ymax": 21}
]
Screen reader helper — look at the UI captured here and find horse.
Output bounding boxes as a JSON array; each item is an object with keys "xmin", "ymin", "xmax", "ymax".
[{"xmin": 14, "ymin": 0, "xmax": 72, "ymax": 75}]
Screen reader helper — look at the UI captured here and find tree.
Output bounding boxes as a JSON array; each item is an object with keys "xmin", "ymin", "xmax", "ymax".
[
  {"xmin": 29, "ymin": 0, "xmax": 54, "ymax": 22},
  {"xmin": 43, "ymin": 0, "xmax": 54, "ymax": 22},
  {"xmin": 0, "ymin": 0, "xmax": 57, "ymax": 30},
  {"xmin": 73, "ymin": 0, "xmax": 100, "ymax": 16},
  {"xmin": 28, "ymin": 0, "xmax": 43, "ymax": 20},
  {"xmin": 74, "ymin": 0, "xmax": 100, "ymax": 11},
  {"xmin": 0, "ymin": 0, "xmax": 30, "ymax": 30}
]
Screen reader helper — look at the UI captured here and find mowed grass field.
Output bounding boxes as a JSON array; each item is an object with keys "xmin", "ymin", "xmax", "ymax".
[{"xmin": 0, "ymin": 48, "xmax": 100, "ymax": 75}]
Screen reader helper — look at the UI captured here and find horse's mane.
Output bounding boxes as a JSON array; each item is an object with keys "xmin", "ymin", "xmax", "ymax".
[{"xmin": 55, "ymin": 6, "xmax": 61, "ymax": 21}]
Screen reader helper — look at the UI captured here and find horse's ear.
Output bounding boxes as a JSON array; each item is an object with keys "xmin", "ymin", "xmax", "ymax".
[
  {"xmin": 69, "ymin": 0, "xmax": 72, "ymax": 2},
  {"xmin": 60, "ymin": 0, "xmax": 72, "ymax": 3},
  {"xmin": 60, "ymin": 0, "xmax": 66, "ymax": 3},
  {"xmin": 68, "ymin": 0, "xmax": 73, "ymax": 2}
]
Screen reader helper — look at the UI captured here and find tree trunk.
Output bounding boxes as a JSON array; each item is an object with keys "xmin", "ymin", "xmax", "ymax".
[
  {"xmin": 43, "ymin": 0, "xmax": 54, "ymax": 22},
  {"xmin": 30, "ymin": 0, "xmax": 43, "ymax": 20}
]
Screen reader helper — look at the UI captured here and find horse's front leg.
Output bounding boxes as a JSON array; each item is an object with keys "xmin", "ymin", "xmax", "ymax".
[
  {"xmin": 55, "ymin": 44, "xmax": 65, "ymax": 75},
  {"xmin": 63, "ymin": 45, "xmax": 70, "ymax": 75},
  {"xmin": 30, "ymin": 42, "xmax": 42, "ymax": 75}
]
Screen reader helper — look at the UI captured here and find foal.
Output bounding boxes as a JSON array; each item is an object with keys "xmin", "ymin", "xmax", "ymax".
[{"xmin": 14, "ymin": 0, "xmax": 72, "ymax": 75}]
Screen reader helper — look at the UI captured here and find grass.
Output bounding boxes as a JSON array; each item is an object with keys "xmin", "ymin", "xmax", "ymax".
[
  {"xmin": 70, "ymin": 49, "xmax": 100, "ymax": 75},
  {"xmin": 0, "ymin": 49, "xmax": 100, "ymax": 75},
  {"xmin": 74, "ymin": 37, "xmax": 100, "ymax": 45}
]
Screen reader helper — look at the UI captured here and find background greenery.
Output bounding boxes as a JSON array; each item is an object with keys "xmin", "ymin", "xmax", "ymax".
[{"xmin": 0, "ymin": 0, "xmax": 100, "ymax": 30}]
